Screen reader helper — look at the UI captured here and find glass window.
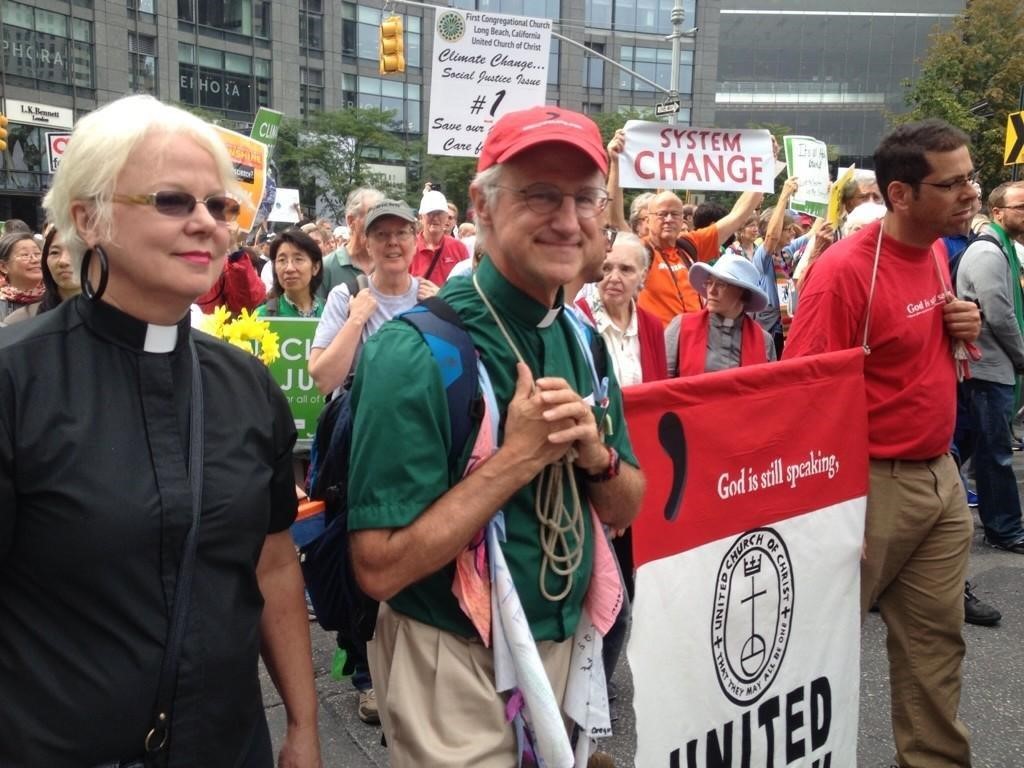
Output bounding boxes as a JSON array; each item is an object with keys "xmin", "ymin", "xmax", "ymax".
[
  {"xmin": 71, "ymin": 40, "xmax": 93, "ymax": 88},
  {"xmin": 196, "ymin": 0, "xmax": 254, "ymax": 35},
  {"xmin": 586, "ymin": 43, "xmax": 604, "ymax": 89},
  {"xmin": 356, "ymin": 76, "xmax": 422, "ymax": 134},
  {"xmin": 254, "ymin": 58, "xmax": 270, "ymax": 78},
  {"xmin": 72, "ymin": 18, "xmax": 92, "ymax": 43},
  {"xmin": 619, "ymin": 45, "xmax": 692, "ymax": 94},
  {"xmin": 224, "ymin": 52, "xmax": 252, "ymax": 74},
  {"xmin": 548, "ymin": 38, "xmax": 559, "ymax": 85},
  {"xmin": 587, "ymin": 0, "xmax": 612, "ymax": 28},
  {"xmin": 4, "ymin": 1, "xmax": 34, "ymax": 29},
  {"xmin": 300, "ymin": 12, "xmax": 323, "ymax": 50},
  {"xmin": 128, "ymin": 0, "xmax": 157, "ymax": 15},
  {"xmin": 178, "ymin": 41, "xmax": 194, "ymax": 63},
  {"xmin": 129, "ymin": 33, "xmax": 157, "ymax": 94},
  {"xmin": 177, "ymin": 0, "xmax": 194, "ymax": 21},
  {"xmin": 34, "ymin": 8, "xmax": 68, "ymax": 37},
  {"xmin": 253, "ymin": 1, "xmax": 270, "ymax": 38},
  {"xmin": 198, "ymin": 46, "xmax": 221, "ymax": 68}
]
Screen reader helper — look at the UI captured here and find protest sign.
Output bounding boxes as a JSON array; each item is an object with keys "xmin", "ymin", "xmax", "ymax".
[
  {"xmin": 784, "ymin": 135, "xmax": 830, "ymax": 218},
  {"xmin": 265, "ymin": 318, "xmax": 326, "ymax": 440},
  {"xmin": 45, "ymin": 131, "xmax": 71, "ymax": 173},
  {"xmin": 829, "ymin": 166, "xmax": 857, "ymax": 229},
  {"xmin": 427, "ymin": 8, "xmax": 551, "ymax": 157},
  {"xmin": 250, "ymin": 107, "xmax": 283, "ymax": 157},
  {"xmin": 268, "ymin": 188, "xmax": 301, "ymax": 223},
  {"xmin": 619, "ymin": 121, "xmax": 775, "ymax": 192},
  {"xmin": 212, "ymin": 125, "xmax": 268, "ymax": 232},
  {"xmin": 623, "ymin": 349, "xmax": 868, "ymax": 768}
]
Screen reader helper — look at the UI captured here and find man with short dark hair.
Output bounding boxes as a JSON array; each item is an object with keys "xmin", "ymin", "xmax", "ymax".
[
  {"xmin": 784, "ymin": 118, "xmax": 982, "ymax": 768},
  {"xmin": 955, "ymin": 180, "xmax": 1024, "ymax": 554},
  {"xmin": 348, "ymin": 106, "xmax": 644, "ymax": 766}
]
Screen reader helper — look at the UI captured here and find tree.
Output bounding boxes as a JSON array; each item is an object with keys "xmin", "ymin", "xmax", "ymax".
[
  {"xmin": 275, "ymin": 107, "xmax": 408, "ymax": 220},
  {"xmin": 900, "ymin": 0, "xmax": 1024, "ymax": 192}
]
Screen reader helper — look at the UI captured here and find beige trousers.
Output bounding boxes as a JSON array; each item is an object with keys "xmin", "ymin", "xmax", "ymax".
[
  {"xmin": 367, "ymin": 602, "xmax": 575, "ymax": 768},
  {"xmin": 861, "ymin": 454, "xmax": 972, "ymax": 768}
]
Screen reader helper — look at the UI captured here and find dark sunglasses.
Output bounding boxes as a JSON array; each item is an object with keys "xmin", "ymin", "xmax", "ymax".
[{"xmin": 112, "ymin": 191, "xmax": 241, "ymax": 223}]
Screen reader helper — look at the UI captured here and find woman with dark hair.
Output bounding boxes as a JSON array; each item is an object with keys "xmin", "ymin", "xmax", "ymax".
[
  {"xmin": 3, "ymin": 225, "xmax": 81, "ymax": 325},
  {"xmin": 258, "ymin": 228, "xmax": 324, "ymax": 318},
  {"xmin": 0, "ymin": 232, "xmax": 45, "ymax": 321}
]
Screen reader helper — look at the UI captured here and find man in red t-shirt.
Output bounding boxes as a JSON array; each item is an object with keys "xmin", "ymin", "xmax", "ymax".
[
  {"xmin": 784, "ymin": 119, "xmax": 982, "ymax": 768},
  {"xmin": 410, "ymin": 189, "xmax": 469, "ymax": 286}
]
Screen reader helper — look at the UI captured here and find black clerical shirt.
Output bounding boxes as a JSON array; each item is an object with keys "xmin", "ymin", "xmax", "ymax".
[{"xmin": 0, "ymin": 296, "xmax": 297, "ymax": 767}]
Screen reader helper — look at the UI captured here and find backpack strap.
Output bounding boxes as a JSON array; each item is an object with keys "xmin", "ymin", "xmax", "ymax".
[{"xmin": 399, "ymin": 296, "xmax": 480, "ymax": 470}]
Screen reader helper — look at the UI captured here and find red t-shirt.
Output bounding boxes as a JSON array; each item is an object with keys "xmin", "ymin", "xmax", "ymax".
[
  {"xmin": 411, "ymin": 234, "xmax": 469, "ymax": 285},
  {"xmin": 783, "ymin": 220, "xmax": 955, "ymax": 460}
]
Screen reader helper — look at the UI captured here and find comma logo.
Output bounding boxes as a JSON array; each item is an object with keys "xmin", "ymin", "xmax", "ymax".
[{"xmin": 710, "ymin": 528, "xmax": 794, "ymax": 705}]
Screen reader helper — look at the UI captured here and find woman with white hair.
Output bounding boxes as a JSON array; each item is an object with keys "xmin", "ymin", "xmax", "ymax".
[
  {"xmin": 0, "ymin": 96, "xmax": 320, "ymax": 767},
  {"xmin": 665, "ymin": 252, "xmax": 776, "ymax": 376}
]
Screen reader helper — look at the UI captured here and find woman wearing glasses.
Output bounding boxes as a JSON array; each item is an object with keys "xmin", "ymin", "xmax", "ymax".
[
  {"xmin": 0, "ymin": 231, "xmax": 44, "ymax": 321},
  {"xmin": 0, "ymin": 96, "xmax": 320, "ymax": 767},
  {"xmin": 309, "ymin": 200, "xmax": 439, "ymax": 398},
  {"xmin": 257, "ymin": 228, "xmax": 325, "ymax": 318},
  {"xmin": 2, "ymin": 224, "xmax": 82, "ymax": 326}
]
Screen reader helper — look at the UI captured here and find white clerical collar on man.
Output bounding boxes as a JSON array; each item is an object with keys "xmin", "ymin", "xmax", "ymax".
[
  {"xmin": 143, "ymin": 323, "xmax": 179, "ymax": 353},
  {"xmin": 536, "ymin": 307, "xmax": 561, "ymax": 329}
]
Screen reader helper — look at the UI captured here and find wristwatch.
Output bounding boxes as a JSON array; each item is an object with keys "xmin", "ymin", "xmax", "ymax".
[{"xmin": 585, "ymin": 445, "xmax": 621, "ymax": 483}]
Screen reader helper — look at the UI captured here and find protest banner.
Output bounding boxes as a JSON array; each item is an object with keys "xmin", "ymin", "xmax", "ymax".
[
  {"xmin": 212, "ymin": 125, "xmax": 268, "ymax": 232},
  {"xmin": 265, "ymin": 318, "xmax": 326, "ymax": 440},
  {"xmin": 784, "ymin": 135, "xmax": 830, "ymax": 218},
  {"xmin": 619, "ymin": 121, "xmax": 775, "ymax": 193},
  {"xmin": 623, "ymin": 349, "xmax": 868, "ymax": 768},
  {"xmin": 828, "ymin": 166, "xmax": 857, "ymax": 229},
  {"xmin": 427, "ymin": 8, "xmax": 551, "ymax": 157}
]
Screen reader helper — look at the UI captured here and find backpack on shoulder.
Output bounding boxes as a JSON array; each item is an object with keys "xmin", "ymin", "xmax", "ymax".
[{"xmin": 299, "ymin": 296, "xmax": 480, "ymax": 645}]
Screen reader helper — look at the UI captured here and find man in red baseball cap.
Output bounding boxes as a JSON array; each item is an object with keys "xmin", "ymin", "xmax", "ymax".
[{"xmin": 348, "ymin": 106, "xmax": 644, "ymax": 766}]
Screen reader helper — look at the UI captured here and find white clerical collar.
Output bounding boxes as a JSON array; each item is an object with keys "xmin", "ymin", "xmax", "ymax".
[
  {"xmin": 537, "ymin": 307, "xmax": 561, "ymax": 328},
  {"xmin": 143, "ymin": 323, "xmax": 179, "ymax": 353}
]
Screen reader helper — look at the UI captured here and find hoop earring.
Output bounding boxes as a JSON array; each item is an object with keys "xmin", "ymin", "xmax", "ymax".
[{"xmin": 80, "ymin": 245, "xmax": 109, "ymax": 301}]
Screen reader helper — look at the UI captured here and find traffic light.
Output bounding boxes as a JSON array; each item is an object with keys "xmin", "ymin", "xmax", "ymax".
[
  {"xmin": 0, "ymin": 114, "xmax": 8, "ymax": 153},
  {"xmin": 379, "ymin": 15, "xmax": 405, "ymax": 75}
]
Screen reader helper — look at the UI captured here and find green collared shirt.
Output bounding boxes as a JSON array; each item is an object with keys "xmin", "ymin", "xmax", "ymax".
[{"xmin": 347, "ymin": 257, "xmax": 637, "ymax": 641}]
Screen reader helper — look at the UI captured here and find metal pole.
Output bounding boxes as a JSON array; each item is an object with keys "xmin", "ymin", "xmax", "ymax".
[
  {"xmin": 667, "ymin": 0, "xmax": 683, "ymax": 124},
  {"xmin": 551, "ymin": 32, "xmax": 669, "ymax": 94},
  {"xmin": 1015, "ymin": 84, "xmax": 1024, "ymax": 182}
]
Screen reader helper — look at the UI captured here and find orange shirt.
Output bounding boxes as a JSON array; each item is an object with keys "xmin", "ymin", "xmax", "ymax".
[{"xmin": 638, "ymin": 224, "xmax": 720, "ymax": 326}]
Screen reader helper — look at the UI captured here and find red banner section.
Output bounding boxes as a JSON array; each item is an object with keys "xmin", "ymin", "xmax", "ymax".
[{"xmin": 623, "ymin": 349, "xmax": 869, "ymax": 568}]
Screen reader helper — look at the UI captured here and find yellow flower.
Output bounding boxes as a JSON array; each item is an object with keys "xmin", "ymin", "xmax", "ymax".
[
  {"xmin": 259, "ymin": 330, "xmax": 280, "ymax": 366},
  {"xmin": 202, "ymin": 305, "xmax": 232, "ymax": 337}
]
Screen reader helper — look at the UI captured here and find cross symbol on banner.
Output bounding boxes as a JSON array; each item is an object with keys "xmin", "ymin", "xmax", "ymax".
[{"xmin": 1004, "ymin": 111, "xmax": 1024, "ymax": 166}]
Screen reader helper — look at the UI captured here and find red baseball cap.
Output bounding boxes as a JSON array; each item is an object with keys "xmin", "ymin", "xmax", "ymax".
[{"xmin": 478, "ymin": 107, "xmax": 608, "ymax": 175}]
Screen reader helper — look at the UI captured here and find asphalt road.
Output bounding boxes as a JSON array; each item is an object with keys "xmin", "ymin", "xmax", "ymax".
[{"xmin": 264, "ymin": 456, "xmax": 1024, "ymax": 767}]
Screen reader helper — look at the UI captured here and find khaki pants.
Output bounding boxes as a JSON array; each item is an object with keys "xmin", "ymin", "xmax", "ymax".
[
  {"xmin": 861, "ymin": 454, "xmax": 972, "ymax": 768},
  {"xmin": 367, "ymin": 602, "xmax": 575, "ymax": 768}
]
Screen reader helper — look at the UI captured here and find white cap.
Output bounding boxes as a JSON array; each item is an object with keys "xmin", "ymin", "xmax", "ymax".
[{"xmin": 419, "ymin": 189, "xmax": 449, "ymax": 215}]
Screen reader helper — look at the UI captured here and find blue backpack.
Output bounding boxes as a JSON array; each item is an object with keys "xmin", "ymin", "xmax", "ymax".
[{"xmin": 300, "ymin": 297, "xmax": 480, "ymax": 645}]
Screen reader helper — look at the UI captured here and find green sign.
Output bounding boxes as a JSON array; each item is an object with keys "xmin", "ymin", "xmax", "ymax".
[
  {"xmin": 250, "ymin": 107, "xmax": 283, "ymax": 157},
  {"xmin": 265, "ymin": 318, "xmax": 325, "ymax": 441}
]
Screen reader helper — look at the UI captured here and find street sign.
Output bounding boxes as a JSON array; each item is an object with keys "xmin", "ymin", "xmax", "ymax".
[
  {"xmin": 656, "ymin": 99, "xmax": 681, "ymax": 116},
  {"xmin": 1004, "ymin": 111, "xmax": 1024, "ymax": 166}
]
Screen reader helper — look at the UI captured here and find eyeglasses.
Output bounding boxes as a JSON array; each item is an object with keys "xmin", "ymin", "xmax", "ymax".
[
  {"xmin": 917, "ymin": 171, "xmax": 980, "ymax": 194},
  {"xmin": 603, "ymin": 226, "xmax": 618, "ymax": 248},
  {"xmin": 369, "ymin": 228, "xmax": 415, "ymax": 243},
  {"xmin": 497, "ymin": 183, "xmax": 609, "ymax": 218},
  {"xmin": 650, "ymin": 210, "xmax": 684, "ymax": 220},
  {"xmin": 112, "ymin": 191, "xmax": 241, "ymax": 223},
  {"xmin": 10, "ymin": 249, "xmax": 42, "ymax": 263},
  {"xmin": 996, "ymin": 203, "xmax": 1024, "ymax": 211},
  {"xmin": 275, "ymin": 254, "xmax": 313, "ymax": 267}
]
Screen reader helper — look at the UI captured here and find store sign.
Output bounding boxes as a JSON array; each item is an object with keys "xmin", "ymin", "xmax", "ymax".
[
  {"xmin": 2, "ymin": 29, "xmax": 71, "ymax": 84},
  {"xmin": 179, "ymin": 66, "xmax": 253, "ymax": 114},
  {"xmin": 4, "ymin": 99, "xmax": 75, "ymax": 130}
]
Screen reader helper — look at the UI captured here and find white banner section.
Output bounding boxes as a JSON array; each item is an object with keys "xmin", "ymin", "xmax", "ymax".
[
  {"xmin": 629, "ymin": 501, "xmax": 863, "ymax": 768},
  {"xmin": 785, "ymin": 135, "xmax": 830, "ymax": 218},
  {"xmin": 427, "ymin": 9, "xmax": 551, "ymax": 157},
  {"xmin": 619, "ymin": 121, "xmax": 775, "ymax": 192}
]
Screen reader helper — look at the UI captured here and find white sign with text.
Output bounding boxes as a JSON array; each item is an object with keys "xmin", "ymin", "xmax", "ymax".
[
  {"xmin": 427, "ymin": 9, "xmax": 551, "ymax": 157},
  {"xmin": 784, "ymin": 135, "xmax": 830, "ymax": 218},
  {"xmin": 619, "ymin": 121, "xmax": 775, "ymax": 193}
]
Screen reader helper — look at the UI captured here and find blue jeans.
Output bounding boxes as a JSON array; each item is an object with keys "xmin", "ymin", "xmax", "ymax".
[{"xmin": 959, "ymin": 379, "xmax": 1024, "ymax": 546}]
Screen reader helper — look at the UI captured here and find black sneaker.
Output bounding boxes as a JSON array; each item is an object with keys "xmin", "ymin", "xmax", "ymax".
[
  {"xmin": 964, "ymin": 581, "xmax": 1001, "ymax": 626},
  {"xmin": 984, "ymin": 537, "xmax": 1024, "ymax": 554}
]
